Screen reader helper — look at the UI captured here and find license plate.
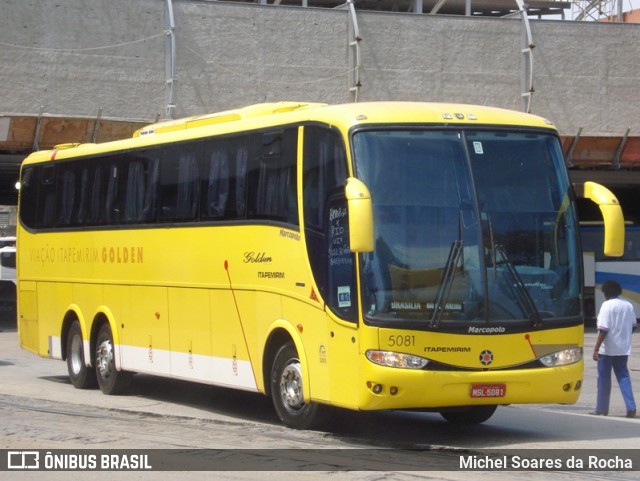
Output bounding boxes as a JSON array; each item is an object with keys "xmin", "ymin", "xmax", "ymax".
[{"xmin": 470, "ymin": 384, "xmax": 506, "ymax": 398}]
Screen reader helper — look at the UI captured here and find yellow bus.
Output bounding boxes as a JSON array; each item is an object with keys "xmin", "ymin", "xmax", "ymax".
[{"xmin": 17, "ymin": 101, "xmax": 624, "ymax": 428}]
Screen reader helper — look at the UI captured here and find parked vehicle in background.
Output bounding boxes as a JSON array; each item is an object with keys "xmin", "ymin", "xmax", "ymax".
[
  {"xmin": 0, "ymin": 236, "xmax": 16, "ymax": 322},
  {"xmin": 582, "ymin": 223, "xmax": 640, "ymax": 321}
]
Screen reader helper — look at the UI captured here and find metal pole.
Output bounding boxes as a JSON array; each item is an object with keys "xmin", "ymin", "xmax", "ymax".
[
  {"xmin": 618, "ymin": 0, "xmax": 624, "ymax": 22},
  {"xmin": 165, "ymin": 0, "xmax": 177, "ymax": 119},
  {"xmin": 515, "ymin": 0, "xmax": 534, "ymax": 113}
]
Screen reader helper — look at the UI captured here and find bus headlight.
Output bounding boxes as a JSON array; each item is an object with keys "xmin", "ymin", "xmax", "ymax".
[
  {"xmin": 366, "ymin": 350, "xmax": 429, "ymax": 369},
  {"xmin": 539, "ymin": 348, "xmax": 582, "ymax": 367}
]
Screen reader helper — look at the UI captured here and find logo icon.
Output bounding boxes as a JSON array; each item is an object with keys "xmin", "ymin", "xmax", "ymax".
[
  {"xmin": 7, "ymin": 451, "xmax": 40, "ymax": 470},
  {"xmin": 479, "ymin": 349, "xmax": 493, "ymax": 366}
]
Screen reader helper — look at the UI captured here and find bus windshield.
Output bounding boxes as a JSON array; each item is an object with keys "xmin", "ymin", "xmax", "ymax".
[{"xmin": 353, "ymin": 128, "xmax": 581, "ymax": 328}]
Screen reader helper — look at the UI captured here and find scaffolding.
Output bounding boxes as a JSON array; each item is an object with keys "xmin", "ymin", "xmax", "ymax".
[{"xmin": 571, "ymin": 0, "xmax": 631, "ymax": 21}]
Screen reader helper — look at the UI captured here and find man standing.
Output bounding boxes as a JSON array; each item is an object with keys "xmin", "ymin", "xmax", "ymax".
[{"xmin": 591, "ymin": 280, "xmax": 637, "ymax": 418}]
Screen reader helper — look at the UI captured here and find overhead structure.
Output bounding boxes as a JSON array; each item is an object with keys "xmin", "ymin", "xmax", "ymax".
[
  {"xmin": 0, "ymin": 114, "xmax": 148, "ymax": 205},
  {"xmin": 571, "ymin": 0, "xmax": 626, "ymax": 21},
  {"xmin": 257, "ymin": 0, "xmax": 571, "ymax": 17}
]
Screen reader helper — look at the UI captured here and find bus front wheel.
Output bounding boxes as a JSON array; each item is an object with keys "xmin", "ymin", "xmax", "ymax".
[
  {"xmin": 66, "ymin": 321, "xmax": 97, "ymax": 389},
  {"xmin": 95, "ymin": 323, "xmax": 132, "ymax": 395},
  {"xmin": 270, "ymin": 342, "xmax": 322, "ymax": 430},
  {"xmin": 439, "ymin": 405, "xmax": 497, "ymax": 425}
]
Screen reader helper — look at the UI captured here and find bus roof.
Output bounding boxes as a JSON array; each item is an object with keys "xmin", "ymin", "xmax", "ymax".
[
  {"xmin": 22, "ymin": 101, "xmax": 557, "ymax": 164},
  {"xmin": 132, "ymin": 102, "xmax": 328, "ymax": 137}
]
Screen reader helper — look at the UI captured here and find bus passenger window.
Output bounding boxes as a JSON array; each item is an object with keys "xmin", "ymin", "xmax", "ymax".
[
  {"xmin": 57, "ymin": 169, "xmax": 76, "ymax": 226},
  {"xmin": 203, "ymin": 140, "xmax": 248, "ymax": 221},
  {"xmin": 76, "ymin": 168, "xmax": 89, "ymax": 224},
  {"xmin": 176, "ymin": 153, "xmax": 200, "ymax": 220},
  {"xmin": 38, "ymin": 166, "xmax": 56, "ymax": 228},
  {"xmin": 89, "ymin": 166, "xmax": 105, "ymax": 224},
  {"xmin": 255, "ymin": 156, "xmax": 293, "ymax": 220},
  {"xmin": 142, "ymin": 158, "xmax": 159, "ymax": 222},
  {"xmin": 249, "ymin": 129, "xmax": 298, "ymax": 225},
  {"xmin": 105, "ymin": 163, "xmax": 123, "ymax": 223},
  {"xmin": 124, "ymin": 161, "xmax": 145, "ymax": 222},
  {"xmin": 159, "ymin": 157, "xmax": 179, "ymax": 221},
  {"xmin": 205, "ymin": 148, "xmax": 230, "ymax": 218},
  {"xmin": 234, "ymin": 146, "xmax": 248, "ymax": 218},
  {"xmin": 18, "ymin": 166, "xmax": 37, "ymax": 229},
  {"xmin": 303, "ymin": 127, "xmax": 347, "ymax": 231}
]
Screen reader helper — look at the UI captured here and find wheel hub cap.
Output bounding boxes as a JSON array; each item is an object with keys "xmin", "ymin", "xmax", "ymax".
[
  {"xmin": 279, "ymin": 361, "xmax": 304, "ymax": 412},
  {"xmin": 70, "ymin": 335, "xmax": 83, "ymax": 375},
  {"xmin": 96, "ymin": 340, "xmax": 114, "ymax": 378}
]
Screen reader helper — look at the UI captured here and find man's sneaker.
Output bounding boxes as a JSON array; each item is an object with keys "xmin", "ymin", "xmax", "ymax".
[
  {"xmin": 626, "ymin": 409, "xmax": 636, "ymax": 418},
  {"xmin": 589, "ymin": 411, "xmax": 608, "ymax": 416}
]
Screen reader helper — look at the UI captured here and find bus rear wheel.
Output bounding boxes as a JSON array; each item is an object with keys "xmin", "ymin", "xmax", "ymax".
[
  {"xmin": 270, "ymin": 342, "xmax": 322, "ymax": 430},
  {"xmin": 95, "ymin": 323, "xmax": 132, "ymax": 395},
  {"xmin": 66, "ymin": 321, "xmax": 97, "ymax": 389},
  {"xmin": 440, "ymin": 405, "xmax": 497, "ymax": 425}
]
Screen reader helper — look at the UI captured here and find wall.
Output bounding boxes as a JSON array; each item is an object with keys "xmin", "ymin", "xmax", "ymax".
[{"xmin": 1, "ymin": 0, "xmax": 640, "ymax": 135}]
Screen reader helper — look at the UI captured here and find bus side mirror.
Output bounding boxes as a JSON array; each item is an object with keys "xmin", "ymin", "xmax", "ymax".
[
  {"xmin": 580, "ymin": 181, "xmax": 625, "ymax": 257},
  {"xmin": 345, "ymin": 177, "xmax": 374, "ymax": 253}
]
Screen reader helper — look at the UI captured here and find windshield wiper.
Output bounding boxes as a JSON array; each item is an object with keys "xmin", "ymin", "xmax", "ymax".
[
  {"xmin": 430, "ymin": 240, "xmax": 464, "ymax": 328},
  {"xmin": 495, "ymin": 245, "xmax": 542, "ymax": 327},
  {"xmin": 484, "ymin": 212, "xmax": 541, "ymax": 327}
]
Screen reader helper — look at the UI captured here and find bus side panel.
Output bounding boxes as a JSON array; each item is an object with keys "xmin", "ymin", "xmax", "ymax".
[
  {"xmin": 18, "ymin": 280, "xmax": 38, "ymax": 354},
  {"xmin": 252, "ymin": 291, "xmax": 281, "ymax": 392},
  {"xmin": 118, "ymin": 285, "xmax": 170, "ymax": 375},
  {"xmin": 327, "ymin": 315, "xmax": 360, "ymax": 409},
  {"xmin": 168, "ymin": 287, "xmax": 211, "ymax": 381},
  {"xmin": 36, "ymin": 281, "xmax": 72, "ymax": 359},
  {"xmin": 73, "ymin": 283, "xmax": 103, "ymax": 330},
  {"xmin": 209, "ymin": 289, "xmax": 257, "ymax": 391},
  {"xmin": 281, "ymin": 297, "xmax": 331, "ymax": 403}
]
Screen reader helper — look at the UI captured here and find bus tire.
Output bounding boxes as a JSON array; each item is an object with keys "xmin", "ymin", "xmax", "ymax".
[
  {"xmin": 439, "ymin": 405, "xmax": 497, "ymax": 425},
  {"xmin": 95, "ymin": 323, "xmax": 132, "ymax": 395},
  {"xmin": 270, "ymin": 342, "xmax": 322, "ymax": 430},
  {"xmin": 66, "ymin": 321, "xmax": 97, "ymax": 389}
]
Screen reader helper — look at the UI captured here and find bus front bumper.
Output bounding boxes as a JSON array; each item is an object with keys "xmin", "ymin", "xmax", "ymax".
[{"xmin": 356, "ymin": 358, "xmax": 583, "ymax": 411}]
